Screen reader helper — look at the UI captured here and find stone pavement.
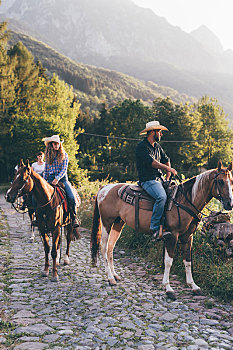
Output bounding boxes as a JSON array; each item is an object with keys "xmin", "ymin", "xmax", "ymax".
[{"xmin": 0, "ymin": 194, "xmax": 232, "ymax": 350}]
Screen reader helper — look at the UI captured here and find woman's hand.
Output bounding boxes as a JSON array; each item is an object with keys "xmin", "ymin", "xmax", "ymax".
[{"xmin": 52, "ymin": 178, "xmax": 58, "ymax": 185}]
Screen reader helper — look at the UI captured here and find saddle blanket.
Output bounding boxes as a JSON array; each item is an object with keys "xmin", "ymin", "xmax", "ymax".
[{"xmin": 118, "ymin": 184, "xmax": 154, "ymax": 211}]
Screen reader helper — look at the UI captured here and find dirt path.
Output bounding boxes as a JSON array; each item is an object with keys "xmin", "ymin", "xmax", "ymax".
[{"xmin": 0, "ymin": 194, "xmax": 232, "ymax": 350}]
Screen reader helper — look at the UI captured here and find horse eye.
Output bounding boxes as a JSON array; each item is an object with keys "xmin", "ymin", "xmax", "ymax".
[{"xmin": 218, "ymin": 179, "xmax": 224, "ymax": 186}]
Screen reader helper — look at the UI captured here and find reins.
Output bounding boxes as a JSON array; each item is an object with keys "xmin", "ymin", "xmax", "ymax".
[{"xmin": 171, "ymin": 170, "xmax": 228, "ymax": 226}]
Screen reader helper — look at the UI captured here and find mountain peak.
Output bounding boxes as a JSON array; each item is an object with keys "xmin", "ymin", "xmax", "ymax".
[{"xmin": 190, "ymin": 25, "xmax": 223, "ymax": 54}]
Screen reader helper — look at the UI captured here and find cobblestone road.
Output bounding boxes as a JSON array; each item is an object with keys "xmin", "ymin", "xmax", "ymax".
[{"xmin": 0, "ymin": 194, "xmax": 232, "ymax": 350}]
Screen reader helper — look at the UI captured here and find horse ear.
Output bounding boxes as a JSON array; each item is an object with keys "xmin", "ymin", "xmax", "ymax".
[
  {"xmin": 19, "ymin": 159, "xmax": 25, "ymax": 167},
  {"xmin": 217, "ymin": 160, "xmax": 222, "ymax": 171},
  {"xmin": 227, "ymin": 162, "xmax": 233, "ymax": 172},
  {"xmin": 26, "ymin": 159, "xmax": 30, "ymax": 169}
]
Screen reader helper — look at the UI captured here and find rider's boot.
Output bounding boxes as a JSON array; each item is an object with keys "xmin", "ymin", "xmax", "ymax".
[{"xmin": 69, "ymin": 208, "xmax": 80, "ymax": 228}]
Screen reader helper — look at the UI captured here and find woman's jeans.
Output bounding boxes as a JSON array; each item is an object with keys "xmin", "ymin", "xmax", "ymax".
[
  {"xmin": 48, "ymin": 175, "xmax": 77, "ymax": 215},
  {"xmin": 141, "ymin": 179, "xmax": 167, "ymax": 232}
]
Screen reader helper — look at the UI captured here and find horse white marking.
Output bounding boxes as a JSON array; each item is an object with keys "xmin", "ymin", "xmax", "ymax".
[
  {"xmin": 6, "ymin": 187, "xmax": 12, "ymax": 195},
  {"xmin": 183, "ymin": 260, "xmax": 200, "ymax": 291},
  {"xmin": 56, "ymin": 248, "xmax": 60, "ymax": 265},
  {"xmin": 162, "ymin": 249, "xmax": 174, "ymax": 293},
  {"xmin": 227, "ymin": 179, "xmax": 233, "ymax": 206},
  {"xmin": 100, "ymin": 218, "xmax": 115, "ymax": 283},
  {"xmin": 64, "ymin": 254, "xmax": 70, "ymax": 265},
  {"xmin": 97, "ymin": 184, "xmax": 118, "ymax": 204}
]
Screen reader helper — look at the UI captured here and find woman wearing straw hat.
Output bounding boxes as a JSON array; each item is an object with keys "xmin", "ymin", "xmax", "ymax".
[
  {"xmin": 42, "ymin": 135, "xmax": 79, "ymax": 228},
  {"xmin": 136, "ymin": 121, "xmax": 177, "ymax": 241}
]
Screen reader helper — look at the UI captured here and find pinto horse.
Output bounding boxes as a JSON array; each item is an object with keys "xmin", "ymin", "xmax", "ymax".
[
  {"xmin": 6, "ymin": 160, "xmax": 80, "ymax": 281},
  {"xmin": 91, "ymin": 161, "xmax": 233, "ymax": 300}
]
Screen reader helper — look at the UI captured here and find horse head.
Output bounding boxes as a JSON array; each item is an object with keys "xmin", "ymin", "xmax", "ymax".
[
  {"xmin": 5, "ymin": 160, "xmax": 33, "ymax": 203},
  {"xmin": 213, "ymin": 160, "xmax": 233, "ymax": 210}
]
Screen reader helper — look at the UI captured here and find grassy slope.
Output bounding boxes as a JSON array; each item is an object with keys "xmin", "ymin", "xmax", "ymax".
[{"xmin": 8, "ymin": 30, "xmax": 196, "ymax": 117}]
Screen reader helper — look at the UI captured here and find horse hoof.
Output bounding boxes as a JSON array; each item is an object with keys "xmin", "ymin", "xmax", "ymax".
[
  {"xmin": 109, "ymin": 279, "xmax": 117, "ymax": 286},
  {"xmin": 114, "ymin": 274, "xmax": 121, "ymax": 281},
  {"xmin": 28, "ymin": 238, "xmax": 34, "ymax": 243},
  {"xmin": 64, "ymin": 257, "xmax": 70, "ymax": 265},
  {"xmin": 41, "ymin": 271, "xmax": 49, "ymax": 277},
  {"xmin": 166, "ymin": 291, "xmax": 176, "ymax": 301},
  {"xmin": 51, "ymin": 276, "xmax": 59, "ymax": 282},
  {"xmin": 193, "ymin": 288, "xmax": 203, "ymax": 296}
]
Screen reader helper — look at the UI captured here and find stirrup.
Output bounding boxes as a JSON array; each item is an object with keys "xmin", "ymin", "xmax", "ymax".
[{"xmin": 72, "ymin": 217, "xmax": 80, "ymax": 228}]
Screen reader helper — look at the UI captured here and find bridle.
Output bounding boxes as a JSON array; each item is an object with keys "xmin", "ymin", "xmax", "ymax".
[
  {"xmin": 212, "ymin": 170, "xmax": 231, "ymax": 203},
  {"xmin": 11, "ymin": 169, "xmax": 56, "ymax": 210},
  {"xmin": 173, "ymin": 169, "xmax": 231, "ymax": 225},
  {"xmin": 13, "ymin": 170, "xmax": 31, "ymax": 201}
]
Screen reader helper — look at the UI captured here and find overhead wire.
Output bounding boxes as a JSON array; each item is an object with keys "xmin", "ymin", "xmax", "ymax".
[{"xmin": 78, "ymin": 132, "xmax": 232, "ymax": 143}]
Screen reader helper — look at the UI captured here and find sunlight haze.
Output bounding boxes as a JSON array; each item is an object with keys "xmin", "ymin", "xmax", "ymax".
[{"xmin": 132, "ymin": 0, "xmax": 233, "ymax": 51}]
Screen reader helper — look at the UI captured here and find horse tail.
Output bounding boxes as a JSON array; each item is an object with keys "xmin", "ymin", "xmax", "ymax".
[{"xmin": 91, "ymin": 196, "xmax": 102, "ymax": 266}]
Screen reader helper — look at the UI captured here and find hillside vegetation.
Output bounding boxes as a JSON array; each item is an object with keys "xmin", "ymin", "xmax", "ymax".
[{"xmin": 8, "ymin": 30, "xmax": 196, "ymax": 118}]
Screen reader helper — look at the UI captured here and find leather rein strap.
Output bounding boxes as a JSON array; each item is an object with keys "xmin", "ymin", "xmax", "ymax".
[{"xmin": 172, "ymin": 170, "xmax": 227, "ymax": 227}]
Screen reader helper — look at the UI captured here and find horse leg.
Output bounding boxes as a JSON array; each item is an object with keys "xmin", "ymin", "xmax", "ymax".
[
  {"xmin": 64, "ymin": 225, "xmax": 72, "ymax": 265},
  {"xmin": 162, "ymin": 234, "xmax": 178, "ymax": 300},
  {"xmin": 107, "ymin": 219, "xmax": 125, "ymax": 282},
  {"xmin": 51, "ymin": 226, "xmax": 60, "ymax": 282},
  {"xmin": 56, "ymin": 235, "xmax": 61, "ymax": 266},
  {"xmin": 29, "ymin": 211, "xmax": 35, "ymax": 243},
  {"xmin": 181, "ymin": 235, "xmax": 202, "ymax": 295},
  {"xmin": 41, "ymin": 232, "xmax": 50, "ymax": 277},
  {"xmin": 100, "ymin": 218, "xmax": 117, "ymax": 286}
]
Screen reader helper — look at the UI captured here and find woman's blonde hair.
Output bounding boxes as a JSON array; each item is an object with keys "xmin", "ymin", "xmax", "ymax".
[{"xmin": 45, "ymin": 142, "xmax": 66, "ymax": 165}]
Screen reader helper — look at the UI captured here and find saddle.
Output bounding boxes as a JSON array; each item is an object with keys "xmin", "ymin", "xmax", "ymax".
[
  {"xmin": 55, "ymin": 183, "xmax": 68, "ymax": 214},
  {"xmin": 118, "ymin": 183, "xmax": 178, "ymax": 234}
]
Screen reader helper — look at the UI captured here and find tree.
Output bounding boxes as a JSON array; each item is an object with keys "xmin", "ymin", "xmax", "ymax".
[
  {"xmin": 196, "ymin": 96, "xmax": 233, "ymax": 168},
  {"xmin": 8, "ymin": 41, "xmax": 40, "ymax": 113},
  {"xmin": 0, "ymin": 21, "xmax": 17, "ymax": 181},
  {"xmin": 152, "ymin": 97, "xmax": 201, "ymax": 172}
]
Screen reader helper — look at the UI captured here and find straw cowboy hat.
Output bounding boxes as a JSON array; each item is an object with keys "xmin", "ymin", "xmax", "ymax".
[
  {"xmin": 139, "ymin": 121, "xmax": 168, "ymax": 135},
  {"xmin": 42, "ymin": 135, "xmax": 64, "ymax": 146}
]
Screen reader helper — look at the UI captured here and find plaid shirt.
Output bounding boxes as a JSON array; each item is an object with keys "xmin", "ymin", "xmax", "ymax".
[{"xmin": 43, "ymin": 152, "xmax": 68, "ymax": 182}]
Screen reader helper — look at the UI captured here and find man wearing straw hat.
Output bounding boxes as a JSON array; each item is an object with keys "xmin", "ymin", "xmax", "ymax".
[{"xmin": 136, "ymin": 121, "xmax": 177, "ymax": 240}]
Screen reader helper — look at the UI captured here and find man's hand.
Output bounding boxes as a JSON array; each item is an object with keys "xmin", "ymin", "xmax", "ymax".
[
  {"xmin": 170, "ymin": 168, "xmax": 177, "ymax": 176},
  {"xmin": 52, "ymin": 178, "xmax": 58, "ymax": 185}
]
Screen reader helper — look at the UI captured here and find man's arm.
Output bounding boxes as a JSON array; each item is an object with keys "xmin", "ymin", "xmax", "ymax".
[{"xmin": 151, "ymin": 159, "xmax": 177, "ymax": 179}]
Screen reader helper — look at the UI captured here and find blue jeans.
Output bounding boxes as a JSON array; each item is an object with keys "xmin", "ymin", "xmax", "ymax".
[
  {"xmin": 48, "ymin": 175, "xmax": 77, "ymax": 215},
  {"xmin": 141, "ymin": 179, "xmax": 167, "ymax": 232}
]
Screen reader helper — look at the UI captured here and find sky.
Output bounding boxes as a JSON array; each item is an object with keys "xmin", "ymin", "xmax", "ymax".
[{"xmin": 132, "ymin": 0, "xmax": 233, "ymax": 51}]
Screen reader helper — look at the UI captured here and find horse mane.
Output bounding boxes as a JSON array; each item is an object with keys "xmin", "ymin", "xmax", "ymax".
[
  {"xmin": 177, "ymin": 169, "xmax": 214, "ymax": 202},
  {"xmin": 191, "ymin": 169, "xmax": 213, "ymax": 201},
  {"xmin": 30, "ymin": 168, "xmax": 54, "ymax": 192}
]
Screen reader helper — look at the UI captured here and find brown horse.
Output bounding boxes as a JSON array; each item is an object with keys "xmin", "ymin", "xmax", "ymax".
[
  {"xmin": 91, "ymin": 161, "xmax": 233, "ymax": 300},
  {"xmin": 6, "ymin": 160, "xmax": 81, "ymax": 281},
  {"xmin": 11, "ymin": 159, "xmax": 37, "ymax": 243}
]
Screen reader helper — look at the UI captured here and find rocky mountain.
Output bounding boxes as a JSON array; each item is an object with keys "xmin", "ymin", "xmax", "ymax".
[
  {"xmin": 190, "ymin": 25, "xmax": 223, "ymax": 54},
  {"xmin": 1, "ymin": 0, "xmax": 233, "ymax": 120},
  {"xmin": 1, "ymin": 0, "xmax": 229, "ymax": 73}
]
